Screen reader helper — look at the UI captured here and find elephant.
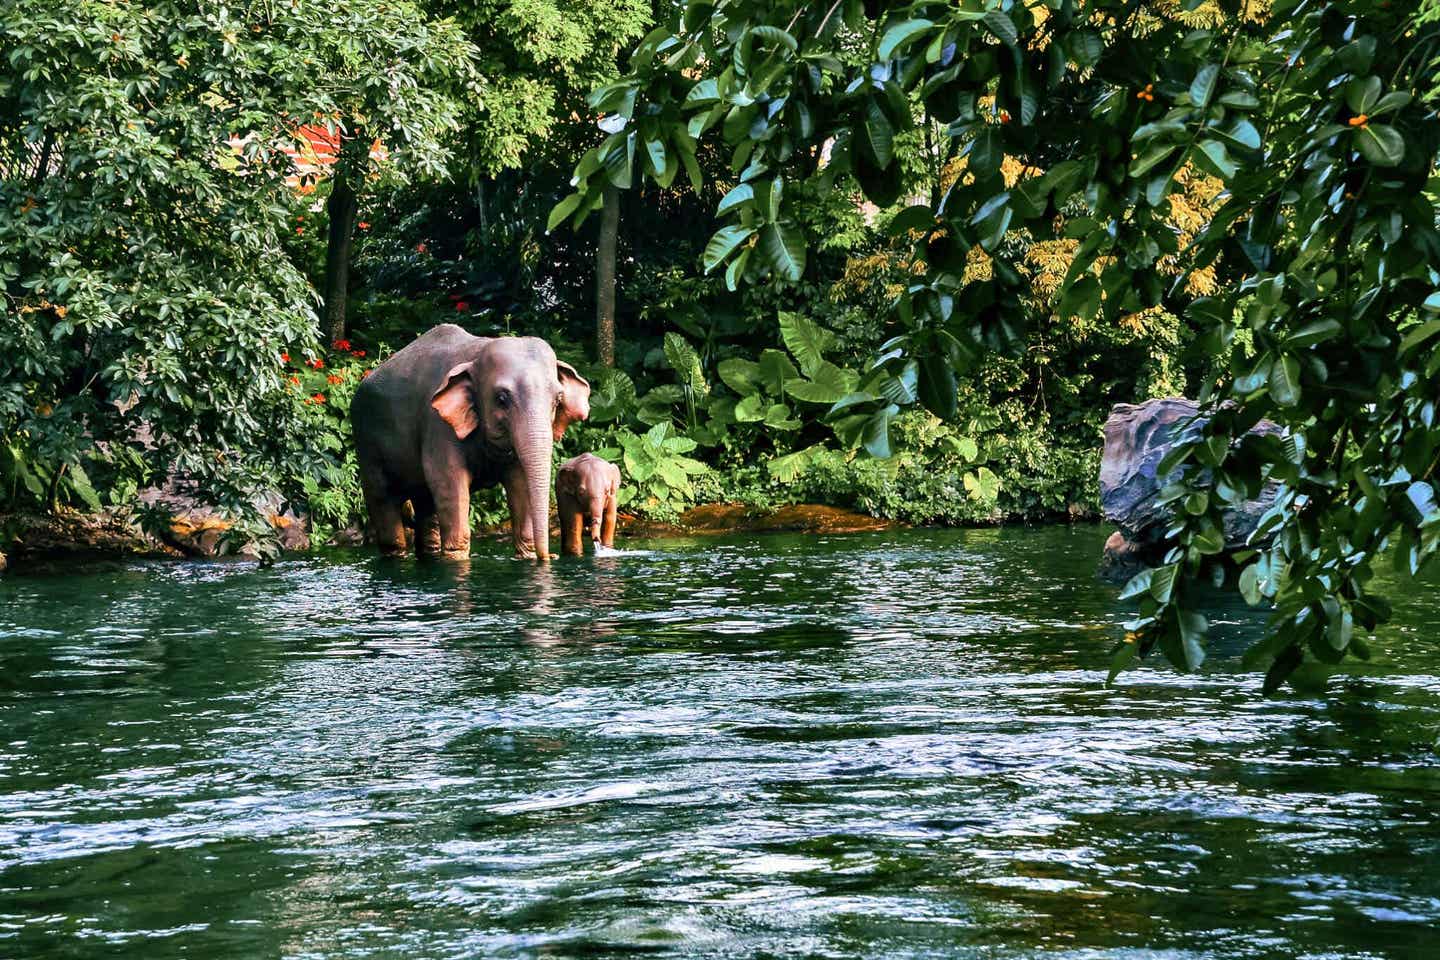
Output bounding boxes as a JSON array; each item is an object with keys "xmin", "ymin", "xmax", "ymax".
[
  {"xmin": 350, "ymin": 324, "xmax": 590, "ymax": 560},
  {"xmin": 556, "ymin": 452, "xmax": 621, "ymax": 556}
]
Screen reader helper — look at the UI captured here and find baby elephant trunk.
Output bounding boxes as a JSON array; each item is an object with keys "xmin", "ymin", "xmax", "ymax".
[{"xmin": 588, "ymin": 494, "xmax": 607, "ymax": 544}]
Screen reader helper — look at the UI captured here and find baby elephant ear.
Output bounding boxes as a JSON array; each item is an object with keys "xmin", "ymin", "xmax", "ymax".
[
  {"xmin": 553, "ymin": 360, "xmax": 591, "ymax": 441},
  {"xmin": 431, "ymin": 363, "xmax": 481, "ymax": 440}
]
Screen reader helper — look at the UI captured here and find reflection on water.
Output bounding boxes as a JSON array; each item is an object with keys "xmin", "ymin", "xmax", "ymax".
[{"xmin": 1, "ymin": 526, "xmax": 1438, "ymax": 959}]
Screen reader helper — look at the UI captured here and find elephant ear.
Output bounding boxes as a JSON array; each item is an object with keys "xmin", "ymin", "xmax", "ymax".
[
  {"xmin": 553, "ymin": 360, "xmax": 590, "ymax": 441},
  {"xmin": 431, "ymin": 363, "xmax": 481, "ymax": 440}
]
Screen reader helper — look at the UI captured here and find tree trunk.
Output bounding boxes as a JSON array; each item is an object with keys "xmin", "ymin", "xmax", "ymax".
[
  {"xmin": 322, "ymin": 138, "xmax": 364, "ymax": 343},
  {"xmin": 595, "ymin": 182, "xmax": 619, "ymax": 367}
]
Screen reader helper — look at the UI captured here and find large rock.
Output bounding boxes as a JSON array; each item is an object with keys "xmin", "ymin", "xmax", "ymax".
[
  {"xmin": 136, "ymin": 486, "xmax": 309, "ymax": 558},
  {"xmin": 1099, "ymin": 397, "xmax": 1280, "ymax": 580}
]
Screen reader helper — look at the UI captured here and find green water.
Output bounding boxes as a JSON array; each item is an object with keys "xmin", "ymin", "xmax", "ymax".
[{"xmin": 2, "ymin": 526, "xmax": 1437, "ymax": 959}]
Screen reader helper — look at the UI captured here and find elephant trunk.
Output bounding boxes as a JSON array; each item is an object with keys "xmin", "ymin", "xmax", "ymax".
[
  {"xmin": 590, "ymin": 496, "xmax": 606, "ymax": 543},
  {"xmin": 518, "ymin": 421, "xmax": 553, "ymax": 561}
]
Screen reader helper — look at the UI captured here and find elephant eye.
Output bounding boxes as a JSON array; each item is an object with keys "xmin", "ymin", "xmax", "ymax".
[{"xmin": 494, "ymin": 389, "xmax": 512, "ymax": 409}]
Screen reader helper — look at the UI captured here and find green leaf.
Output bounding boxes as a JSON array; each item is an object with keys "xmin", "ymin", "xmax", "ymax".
[
  {"xmin": 1345, "ymin": 76, "xmax": 1381, "ymax": 114},
  {"xmin": 717, "ymin": 357, "xmax": 762, "ymax": 396},
  {"xmin": 968, "ymin": 127, "xmax": 1002, "ymax": 178},
  {"xmin": 862, "ymin": 405, "xmax": 899, "ymax": 457},
  {"xmin": 1285, "ymin": 318, "xmax": 1342, "ymax": 349},
  {"xmin": 702, "ymin": 225, "xmax": 755, "ymax": 272},
  {"xmin": 983, "ymin": 10, "xmax": 1017, "ymax": 47},
  {"xmin": 878, "ymin": 19, "xmax": 933, "ymax": 60},
  {"xmin": 962, "ymin": 466, "xmax": 1000, "ymax": 502},
  {"xmin": 1130, "ymin": 143, "xmax": 1178, "ymax": 178},
  {"xmin": 725, "ymin": 248, "xmax": 751, "ymax": 291},
  {"xmin": 1190, "ymin": 63, "xmax": 1219, "ymax": 109},
  {"xmin": 734, "ymin": 393, "xmax": 767, "ymax": 422},
  {"xmin": 1193, "ymin": 139, "xmax": 1237, "ymax": 179},
  {"xmin": 1355, "ymin": 123, "xmax": 1404, "ymax": 167},
  {"xmin": 779, "ymin": 311, "xmax": 835, "ymax": 376},
  {"xmin": 1150, "ymin": 564, "xmax": 1179, "ymax": 603},
  {"xmin": 716, "ymin": 183, "xmax": 754, "ymax": 217},
  {"xmin": 757, "ymin": 223, "xmax": 806, "ymax": 281},
  {"xmin": 1399, "ymin": 319, "xmax": 1440, "ymax": 356},
  {"xmin": 888, "ymin": 204, "xmax": 935, "ymax": 235},
  {"xmin": 546, "ymin": 192, "xmax": 583, "ymax": 232},
  {"xmin": 1270, "ymin": 354, "xmax": 1301, "ymax": 407},
  {"xmin": 858, "ymin": 96, "xmax": 895, "ymax": 167},
  {"xmin": 917, "ymin": 353, "xmax": 958, "ymax": 419}
]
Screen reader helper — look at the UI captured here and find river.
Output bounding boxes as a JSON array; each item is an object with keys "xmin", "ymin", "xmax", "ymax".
[{"xmin": 2, "ymin": 526, "xmax": 1437, "ymax": 958}]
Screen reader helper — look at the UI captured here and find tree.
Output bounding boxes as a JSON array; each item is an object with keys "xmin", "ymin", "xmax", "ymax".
[
  {"xmin": 554, "ymin": 0, "xmax": 1440, "ymax": 690},
  {"xmin": 596, "ymin": 183, "xmax": 621, "ymax": 366},
  {"xmin": 0, "ymin": 0, "xmax": 472, "ymax": 521}
]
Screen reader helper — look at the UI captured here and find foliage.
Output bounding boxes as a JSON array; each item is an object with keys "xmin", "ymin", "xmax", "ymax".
[
  {"xmin": 554, "ymin": 0, "xmax": 1440, "ymax": 690},
  {"xmin": 597, "ymin": 422, "xmax": 709, "ymax": 519},
  {"xmin": 0, "ymin": 0, "xmax": 474, "ymax": 530}
]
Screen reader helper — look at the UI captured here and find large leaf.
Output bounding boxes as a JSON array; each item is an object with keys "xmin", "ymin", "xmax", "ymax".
[
  {"xmin": 878, "ymin": 19, "xmax": 933, "ymax": 60},
  {"xmin": 757, "ymin": 223, "xmax": 806, "ymax": 281},
  {"xmin": 702, "ymin": 225, "xmax": 755, "ymax": 273},
  {"xmin": 1270, "ymin": 354, "xmax": 1301, "ymax": 407},
  {"xmin": 778, "ymin": 311, "xmax": 835, "ymax": 376},
  {"xmin": 663, "ymin": 332, "xmax": 708, "ymax": 396},
  {"xmin": 717, "ymin": 357, "xmax": 762, "ymax": 396},
  {"xmin": 1355, "ymin": 123, "xmax": 1404, "ymax": 166},
  {"xmin": 1189, "ymin": 63, "xmax": 1219, "ymax": 108}
]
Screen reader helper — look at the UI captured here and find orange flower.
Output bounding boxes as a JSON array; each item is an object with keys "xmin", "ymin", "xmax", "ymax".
[
  {"xmin": 54, "ymin": 305, "xmax": 68, "ymax": 319},
  {"xmin": 281, "ymin": 352, "xmax": 290, "ymax": 363},
  {"xmin": 998, "ymin": 110, "xmax": 1010, "ymax": 124},
  {"xmin": 362, "ymin": 369, "xmax": 372, "ymax": 377},
  {"xmin": 1348, "ymin": 114, "xmax": 1368, "ymax": 127},
  {"xmin": 327, "ymin": 374, "xmax": 343, "ymax": 385},
  {"xmin": 309, "ymin": 393, "xmax": 326, "ymax": 404},
  {"xmin": 289, "ymin": 374, "xmax": 300, "ymax": 385}
]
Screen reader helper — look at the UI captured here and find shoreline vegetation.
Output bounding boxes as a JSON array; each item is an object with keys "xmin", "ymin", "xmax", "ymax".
[{"xmin": 5, "ymin": 0, "xmax": 1437, "ymax": 688}]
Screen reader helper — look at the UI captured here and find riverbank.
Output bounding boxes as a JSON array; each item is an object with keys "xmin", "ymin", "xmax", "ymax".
[{"xmin": 0, "ymin": 502, "xmax": 902, "ymax": 574}]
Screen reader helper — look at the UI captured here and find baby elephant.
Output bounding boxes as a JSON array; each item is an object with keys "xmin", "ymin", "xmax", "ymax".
[{"xmin": 556, "ymin": 453, "xmax": 621, "ymax": 556}]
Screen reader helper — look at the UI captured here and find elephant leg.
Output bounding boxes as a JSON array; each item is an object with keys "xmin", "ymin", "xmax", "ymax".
[
  {"xmin": 412, "ymin": 492, "xmax": 442, "ymax": 557},
  {"xmin": 601, "ymin": 495, "xmax": 618, "ymax": 548},
  {"xmin": 503, "ymin": 470, "xmax": 540, "ymax": 559},
  {"xmin": 557, "ymin": 492, "xmax": 584, "ymax": 557},
  {"xmin": 359, "ymin": 457, "xmax": 406, "ymax": 556},
  {"xmin": 424, "ymin": 455, "xmax": 471, "ymax": 561}
]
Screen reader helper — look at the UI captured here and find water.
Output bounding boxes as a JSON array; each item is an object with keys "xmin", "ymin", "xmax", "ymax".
[{"xmin": 1, "ymin": 526, "xmax": 1437, "ymax": 959}]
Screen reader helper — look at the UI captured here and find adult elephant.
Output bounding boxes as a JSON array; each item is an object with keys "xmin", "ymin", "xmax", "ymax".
[{"xmin": 351, "ymin": 324, "xmax": 590, "ymax": 560}]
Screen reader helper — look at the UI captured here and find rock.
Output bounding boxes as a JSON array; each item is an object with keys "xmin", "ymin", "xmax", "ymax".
[
  {"xmin": 136, "ymin": 485, "xmax": 308, "ymax": 558},
  {"xmin": 1099, "ymin": 397, "xmax": 1281, "ymax": 580},
  {"xmin": 328, "ymin": 524, "xmax": 366, "ymax": 547}
]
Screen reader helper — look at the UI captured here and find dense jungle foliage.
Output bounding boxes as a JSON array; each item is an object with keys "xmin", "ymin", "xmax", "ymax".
[{"xmin": 2, "ymin": 1, "xmax": 1438, "ymax": 688}]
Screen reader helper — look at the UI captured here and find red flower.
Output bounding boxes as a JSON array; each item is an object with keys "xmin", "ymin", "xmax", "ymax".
[
  {"xmin": 296, "ymin": 215, "xmax": 304, "ymax": 222},
  {"xmin": 327, "ymin": 374, "xmax": 343, "ymax": 385},
  {"xmin": 362, "ymin": 369, "xmax": 372, "ymax": 378},
  {"xmin": 295, "ymin": 227, "xmax": 304, "ymax": 235},
  {"xmin": 288, "ymin": 374, "xmax": 300, "ymax": 385},
  {"xmin": 333, "ymin": 339, "xmax": 352, "ymax": 351},
  {"xmin": 351, "ymin": 349, "xmax": 366, "ymax": 358},
  {"xmin": 280, "ymin": 352, "xmax": 290, "ymax": 363},
  {"xmin": 358, "ymin": 221, "xmax": 371, "ymax": 230},
  {"xmin": 998, "ymin": 110, "xmax": 1011, "ymax": 124},
  {"xmin": 309, "ymin": 393, "xmax": 326, "ymax": 404},
  {"xmin": 305, "ymin": 358, "xmax": 324, "ymax": 370},
  {"xmin": 415, "ymin": 242, "xmax": 428, "ymax": 253},
  {"xmin": 455, "ymin": 301, "xmax": 469, "ymax": 311}
]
